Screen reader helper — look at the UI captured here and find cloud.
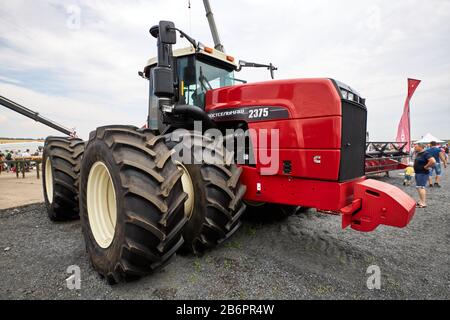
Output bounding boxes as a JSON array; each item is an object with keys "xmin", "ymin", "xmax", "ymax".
[
  {"xmin": 0, "ymin": 82, "xmax": 145, "ymax": 138},
  {"xmin": 0, "ymin": 75, "xmax": 21, "ymax": 85},
  {"xmin": 0, "ymin": 0, "xmax": 449, "ymax": 140}
]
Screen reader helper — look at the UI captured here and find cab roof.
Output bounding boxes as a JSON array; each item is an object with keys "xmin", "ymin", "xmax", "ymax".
[{"xmin": 145, "ymin": 46, "xmax": 238, "ymax": 70}]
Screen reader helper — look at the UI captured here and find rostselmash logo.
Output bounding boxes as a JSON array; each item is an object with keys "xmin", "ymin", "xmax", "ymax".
[{"xmin": 208, "ymin": 109, "xmax": 245, "ymax": 118}]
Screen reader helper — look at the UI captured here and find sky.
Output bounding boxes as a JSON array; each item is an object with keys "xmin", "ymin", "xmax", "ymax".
[{"xmin": 0, "ymin": 0, "xmax": 449, "ymax": 141}]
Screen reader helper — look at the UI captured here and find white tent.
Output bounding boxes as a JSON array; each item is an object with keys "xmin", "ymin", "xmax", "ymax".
[
  {"xmin": 0, "ymin": 141, "xmax": 44, "ymax": 154},
  {"xmin": 414, "ymin": 133, "xmax": 445, "ymax": 144}
]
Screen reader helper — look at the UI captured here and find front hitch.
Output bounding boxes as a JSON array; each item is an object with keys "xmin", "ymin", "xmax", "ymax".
[{"xmin": 341, "ymin": 179, "xmax": 416, "ymax": 232}]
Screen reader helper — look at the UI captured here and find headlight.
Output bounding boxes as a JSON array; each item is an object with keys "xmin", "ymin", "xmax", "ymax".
[{"xmin": 337, "ymin": 81, "xmax": 365, "ymax": 105}]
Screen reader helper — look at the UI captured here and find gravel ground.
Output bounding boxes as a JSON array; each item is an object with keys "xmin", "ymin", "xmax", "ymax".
[{"xmin": 0, "ymin": 171, "xmax": 449, "ymax": 300}]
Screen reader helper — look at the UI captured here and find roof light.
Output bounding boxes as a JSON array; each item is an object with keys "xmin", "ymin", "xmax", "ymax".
[
  {"xmin": 204, "ymin": 47, "xmax": 213, "ymax": 54},
  {"xmin": 226, "ymin": 55, "xmax": 235, "ymax": 62}
]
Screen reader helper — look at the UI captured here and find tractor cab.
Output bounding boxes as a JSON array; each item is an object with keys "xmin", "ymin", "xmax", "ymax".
[
  {"xmin": 143, "ymin": 45, "xmax": 243, "ymax": 130},
  {"xmin": 142, "ymin": 21, "xmax": 276, "ymax": 132}
]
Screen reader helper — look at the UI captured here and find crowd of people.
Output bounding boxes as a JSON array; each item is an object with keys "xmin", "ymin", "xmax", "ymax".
[
  {"xmin": 404, "ymin": 141, "xmax": 449, "ymax": 208},
  {"xmin": 0, "ymin": 148, "xmax": 43, "ymax": 173}
]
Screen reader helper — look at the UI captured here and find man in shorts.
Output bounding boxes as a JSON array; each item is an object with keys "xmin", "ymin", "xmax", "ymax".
[
  {"xmin": 414, "ymin": 143, "xmax": 436, "ymax": 208},
  {"xmin": 427, "ymin": 141, "xmax": 447, "ymax": 188}
]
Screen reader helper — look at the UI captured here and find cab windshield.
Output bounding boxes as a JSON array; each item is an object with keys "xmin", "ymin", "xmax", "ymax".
[{"xmin": 177, "ymin": 55, "xmax": 237, "ymax": 107}]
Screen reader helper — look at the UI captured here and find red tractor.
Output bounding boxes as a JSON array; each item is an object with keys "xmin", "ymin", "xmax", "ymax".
[{"xmin": 39, "ymin": 20, "xmax": 415, "ymax": 283}]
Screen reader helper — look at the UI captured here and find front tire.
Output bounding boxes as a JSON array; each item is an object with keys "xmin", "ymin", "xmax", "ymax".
[
  {"xmin": 79, "ymin": 126, "xmax": 187, "ymax": 283},
  {"xmin": 168, "ymin": 131, "xmax": 247, "ymax": 255},
  {"xmin": 42, "ymin": 136, "xmax": 85, "ymax": 221}
]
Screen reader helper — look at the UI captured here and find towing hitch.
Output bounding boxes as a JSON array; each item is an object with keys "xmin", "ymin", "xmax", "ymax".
[{"xmin": 341, "ymin": 179, "xmax": 416, "ymax": 232}]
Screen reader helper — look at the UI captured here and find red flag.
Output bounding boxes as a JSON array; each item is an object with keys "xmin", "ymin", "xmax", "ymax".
[{"xmin": 396, "ymin": 78, "xmax": 421, "ymax": 152}]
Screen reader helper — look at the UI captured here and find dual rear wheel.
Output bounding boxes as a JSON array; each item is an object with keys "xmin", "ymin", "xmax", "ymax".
[
  {"xmin": 42, "ymin": 137, "xmax": 85, "ymax": 221},
  {"xmin": 43, "ymin": 126, "xmax": 246, "ymax": 283}
]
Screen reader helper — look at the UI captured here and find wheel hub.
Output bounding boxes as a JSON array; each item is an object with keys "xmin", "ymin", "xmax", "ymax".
[{"xmin": 87, "ymin": 161, "xmax": 117, "ymax": 249}]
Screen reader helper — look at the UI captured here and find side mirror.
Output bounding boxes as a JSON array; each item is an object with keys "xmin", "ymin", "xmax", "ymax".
[
  {"xmin": 152, "ymin": 67, "xmax": 174, "ymax": 98},
  {"xmin": 150, "ymin": 20, "xmax": 177, "ymax": 99},
  {"xmin": 150, "ymin": 21, "xmax": 176, "ymax": 45},
  {"xmin": 237, "ymin": 60, "xmax": 277, "ymax": 79}
]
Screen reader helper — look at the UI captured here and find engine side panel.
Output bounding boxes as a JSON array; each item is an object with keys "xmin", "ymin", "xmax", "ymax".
[{"xmin": 206, "ymin": 78, "xmax": 344, "ymax": 181}]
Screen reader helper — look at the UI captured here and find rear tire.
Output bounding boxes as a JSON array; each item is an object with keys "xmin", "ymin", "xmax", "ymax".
[
  {"xmin": 167, "ymin": 131, "xmax": 247, "ymax": 255},
  {"xmin": 42, "ymin": 136, "xmax": 85, "ymax": 221},
  {"xmin": 79, "ymin": 126, "xmax": 187, "ymax": 283}
]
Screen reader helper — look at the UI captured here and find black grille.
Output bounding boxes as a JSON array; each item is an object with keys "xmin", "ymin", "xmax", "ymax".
[{"xmin": 339, "ymin": 101, "xmax": 367, "ymax": 182}]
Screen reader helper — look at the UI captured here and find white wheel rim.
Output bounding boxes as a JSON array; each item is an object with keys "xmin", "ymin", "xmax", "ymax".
[
  {"xmin": 45, "ymin": 158, "xmax": 53, "ymax": 204},
  {"xmin": 87, "ymin": 161, "xmax": 117, "ymax": 249},
  {"xmin": 177, "ymin": 163, "xmax": 195, "ymax": 220}
]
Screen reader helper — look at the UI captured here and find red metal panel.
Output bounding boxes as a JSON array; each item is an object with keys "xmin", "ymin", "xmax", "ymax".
[
  {"xmin": 206, "ymin": 78, "xmax": 342, "ymax": 119},
  {"xmin": 249, "ymin": 116, "xmax": 341, "ymax": 149},
  {"xmin": 241, "ymin": 166, "xmax": 363, "ymax": 211},
  {"xmin": 256, "ymin": 149, "xmax": 341, "ymax": 180}
]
